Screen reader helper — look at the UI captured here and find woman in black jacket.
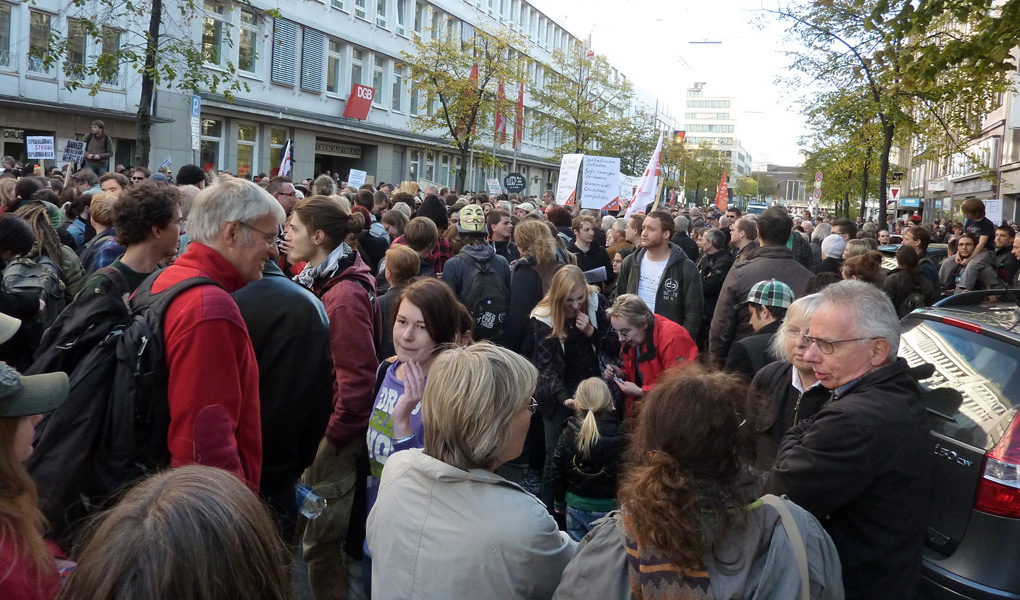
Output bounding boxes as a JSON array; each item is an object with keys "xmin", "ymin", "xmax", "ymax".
[
  {"xmin": 883, "ymin": 245, "xmax": 940, "ymax": 317},
  {"xmin": 504, "ymin": 220, "xmax": 563, "ymax": 355},
  {"xmin": 749, "ymin": 293, "xmax": 830, "ymax": 472},
  {"xmin": 531, "ymin": 265, "xmax": 618, "ymax": 513}
]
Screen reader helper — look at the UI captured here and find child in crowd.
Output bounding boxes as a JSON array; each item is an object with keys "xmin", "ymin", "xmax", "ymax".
[
  {"xmin": 550, "ymin": 377, "xmax": 626, "ymax": 542},
  {"xmin": 958, "ymin": 198, "xmax": 996, "ymax": 292}
]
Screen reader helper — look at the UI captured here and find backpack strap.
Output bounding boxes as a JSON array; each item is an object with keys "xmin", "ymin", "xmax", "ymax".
[
  {"xmin": 373, "ymin": 356, "xmax": 399, "ymax": 399},
  {"xmin": 760, "ymin": 494, "xmax": 810, "ymax": 600},
  {"xmin": 130, "ymin": 273, "xmax": 224, "ymax": 318}
]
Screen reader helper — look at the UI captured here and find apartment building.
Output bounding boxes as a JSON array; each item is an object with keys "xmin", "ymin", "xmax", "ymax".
[
  {"xmin": 0, "ymin": 0, "xmax": 673, "ymax": 194},
  {"xmin": 682, "ymin": 82, "xmax": 752, "ymax": 186}
]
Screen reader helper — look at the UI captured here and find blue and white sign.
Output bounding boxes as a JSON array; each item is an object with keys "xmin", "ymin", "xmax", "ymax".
[
  {"xmin": 190, "ymin": 95, "xmax": 201, "ymax": 151},
  {"xmin": 898, "ymin": 197, "xmax": 921, "ymax": 208}
]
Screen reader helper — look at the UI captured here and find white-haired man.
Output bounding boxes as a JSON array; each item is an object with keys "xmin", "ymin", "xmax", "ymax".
[
  {"xmin": 764, "ymin": 279, "xmax": 931, "ymax": 600},
  {"xmin": 144, "ymin": 176, "xmax": 285, "ymax": 489}
]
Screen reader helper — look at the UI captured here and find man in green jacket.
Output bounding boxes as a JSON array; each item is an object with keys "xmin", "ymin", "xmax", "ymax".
[{"xmin": 615, "ymin": 210, "xmax": 704, "ymax": 337}]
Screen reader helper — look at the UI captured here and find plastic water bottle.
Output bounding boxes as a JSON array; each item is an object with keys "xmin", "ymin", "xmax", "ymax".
[{"xmin": 296, "ymin": 484, "xmax": 326, "ymax": 519}]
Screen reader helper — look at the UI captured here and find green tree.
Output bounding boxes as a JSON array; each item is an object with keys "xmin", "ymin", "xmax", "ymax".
[
  {"xmin": 402, "ymin": 24, "xmax": 526, "ymax": 192},
  {"xmin": 771, "ymin": 0, "xmax": 1015, "ymax": 224},
  {"xmin": 529, "ymin": 46, "xmax": 634, "ymax": 157},
  {"xmin": 35, "ymin": 0, "xmax": 272, "ymax": 167},
  {"xmin": 598, "ymin": 106, "xmax": 658, "ymax": 177},
  {"xmin": 732, "ymin": 176, "xmax": 758, "ymax": 202},
  {"xmin": 683, "ymin": 143, "xmax": 729, "ymax": 206}
]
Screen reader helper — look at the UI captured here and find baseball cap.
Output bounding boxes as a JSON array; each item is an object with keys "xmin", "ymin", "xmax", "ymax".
[
  {"xmin": 0, "ymin": 362, "xmax": 69, "ymax": 418},
  {"xmin": 736, "ymin": 279, "xmax": 795, "ymax": 310},
  {"xmin": 517, "ymin": 202, "xmax": 536, "ymax": 213},
  {"xmin": 0, "ymin": 313, "xmax": 22, "ymax": 345}
]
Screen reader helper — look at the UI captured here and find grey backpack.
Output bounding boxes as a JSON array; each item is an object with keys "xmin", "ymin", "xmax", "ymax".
[{"xmin": 3, "ymin": 254, "xmax": 66, "ymax": 327}]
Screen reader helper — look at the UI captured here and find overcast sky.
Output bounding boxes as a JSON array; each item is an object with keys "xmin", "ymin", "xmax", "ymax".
[{"xmin": 530, "ymin": 0, "xmax": 809, "ymax": 167}]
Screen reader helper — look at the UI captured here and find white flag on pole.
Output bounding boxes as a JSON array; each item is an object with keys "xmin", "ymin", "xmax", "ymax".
[
  {"xmin": 625, "ymin": 132, "xmax": 664, "ymax": 217},
  {"xmin": 279, "ymin": 140, "xmax": 293, "ymax": 177}
]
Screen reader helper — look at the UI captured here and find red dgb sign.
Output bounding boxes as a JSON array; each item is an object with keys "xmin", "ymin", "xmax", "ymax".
[{"xmin": 343, "ymin": 84, "xmax": 375, "ymax": 120}]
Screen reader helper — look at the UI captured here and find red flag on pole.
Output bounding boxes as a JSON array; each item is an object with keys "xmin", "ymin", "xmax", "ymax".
[
  {"xmin": 714, "ymin": 171, "xmax": 729, "ymax": 212},
  {"xmin": 494, "ymin": 81, "xmax": 507, "ymax": 145},
  {"xmin": 457, "ymin": 63, "xmax": 480, "ymax": 139},
  {"xmin": 514, "ymin": 84, "xmax": 525, "ymax": 151}
]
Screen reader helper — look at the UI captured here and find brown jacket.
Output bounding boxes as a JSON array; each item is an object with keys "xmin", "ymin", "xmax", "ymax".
[{"xmin": 708, "ymin": 245, "xmax": 812, "ymax": 362}]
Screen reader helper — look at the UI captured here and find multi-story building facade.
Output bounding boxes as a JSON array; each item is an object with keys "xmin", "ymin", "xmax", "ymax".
[
  {"xmin": 904, "ymin": 49, "xmax": 1020, "ymax": 224},
  {"xmin": 682, "ymin": 82, "xmax": 752, "ymax": 186},
  {"xmin": 0, "ymin": 0, "xmax": 673, "ymax": 194}
]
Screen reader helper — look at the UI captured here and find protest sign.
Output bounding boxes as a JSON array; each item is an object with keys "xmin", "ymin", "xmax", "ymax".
[
  {"xmin": 27, "ymin": 136, "xmax": 55, "ymax": 160},
  {"xmin": 486, "ymin": 178, "xmax": 502, "ymax": 196},
  {"xmin": 580, "ymin": 156, "xmax": 621, "ymax": 210},
  {"xmin": 348, "ymin": 168, "xmax": 367, "ymax": 189},
  {"xmin": 60, "ymin": 140, "xmax": 86, "ymax": 165},
  {"xmin": 556, "ymin": 154, "xmax": 584, "ymax": 206}
]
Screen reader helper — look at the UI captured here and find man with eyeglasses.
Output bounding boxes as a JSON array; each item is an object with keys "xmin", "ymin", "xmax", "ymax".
[
  {"xmin": 129, "ymin": 167, "xmax": 151, "ymax": 183},
  {"xmin": 139, "ymin": 175, "xmax": 286, "ymax": 489},
  {"xmin": 267, "ymin": 175, "xmax": 298, "ymax": 215},
  {"xmin": 764, "ymin": 280, "xmax": 931, "ymax": 600}
]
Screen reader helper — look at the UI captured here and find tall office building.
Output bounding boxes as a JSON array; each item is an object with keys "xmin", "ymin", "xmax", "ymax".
[{"xmin": 682, "ymin": 82, "xmax": 752, "ymax": 186}]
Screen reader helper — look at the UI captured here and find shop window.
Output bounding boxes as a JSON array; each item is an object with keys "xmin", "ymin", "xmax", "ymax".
[
  {"xmin": 270, "ymin": 128, "xmax": 288, "ymax": 174},
  {"xmin": 200, "ymin": 119, "xmax": 223, "ymax": 172},
  {"xmin": 236, "ymin": 123, "xmax": 257, "ymax": 178}
]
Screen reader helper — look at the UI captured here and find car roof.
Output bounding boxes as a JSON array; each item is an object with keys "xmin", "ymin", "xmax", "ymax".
[{"xmin": 911, "ymin": 301, "xmax": 1020, "ymax": 342}]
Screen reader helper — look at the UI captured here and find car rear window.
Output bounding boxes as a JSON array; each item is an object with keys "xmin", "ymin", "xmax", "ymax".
[{"xmin": 899, "ymin": 318, "xmax": 1020, "ymax": 450}]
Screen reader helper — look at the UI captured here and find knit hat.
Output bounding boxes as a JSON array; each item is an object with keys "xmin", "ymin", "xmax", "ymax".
[
  {"xmin": 736, "ymin": 279, "xmax": 795, "ymax": 310},
  {"xmin": 176, "ymin": 164, "xmax": 206, "ymax": 186},
  {"xmin": 150, "ymin": 173, "xmax": 170, "ymax": 183},
  {"xmin": 820, "ymin": 233, "xmax": 846, "ymax": 259},
  {"xmin": 417, "ymin": 194, "xmax": 449, "ymax": 231}
]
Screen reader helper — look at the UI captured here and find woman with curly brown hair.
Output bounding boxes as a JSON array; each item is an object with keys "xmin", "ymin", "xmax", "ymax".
[
  {"xmin": 554, "ymin": 364, "xmax": 844, "ymax": 600},
  {"xmin": 841, "ymin": 250, "xmax": 884, "ymax": 286}
]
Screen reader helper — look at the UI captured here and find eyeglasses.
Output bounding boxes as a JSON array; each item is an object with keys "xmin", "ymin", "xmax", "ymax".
[
  {"xmin": 802, "ymin": 335, "xmax": 874, "ymax": 355},
  {"xmin": 276, "ymin": 191, "xmax": 297, "ymax": 197},
  {"xmin": 785, "ymin": 326, "xmax": 806, "ymax": 339},
  {"xmin": 528, "ymin": 397, "xmax": 538, "ymax": 415},
  {"xmin": 131, "ymin": 176, "xmax": 146, "ymax": 181},
  {"xmin": 238, "ymin": 221, "xmax": 282, "ymax": 246}
]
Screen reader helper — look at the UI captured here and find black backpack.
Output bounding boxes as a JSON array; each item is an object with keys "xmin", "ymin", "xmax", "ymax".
[
  {"xmin": 898, "ymin": 289, "xmax": 927, "ymax": 318},
  {"xmin": 457, "ymin": 252, "xmax": 510, "ymax": 343},
  {"xmin": 26, "ymin": 272, "xmax": 218, "ymax": 546},
  {"xmin": 2, "ymin": 254, "xmax": 66, "ymax": 328}
]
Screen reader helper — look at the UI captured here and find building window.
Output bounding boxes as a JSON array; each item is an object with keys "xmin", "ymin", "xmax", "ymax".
[
  {"xmin": 414, "ymin": 1, "xmax": 425, "ymax": 35},
  {"xmin": 269, "ymin": 128, "xmax": 288, "ymax": 174},
  {"xmin": 327, "ymin": 39, "xmax": 343, "ymax": 94},
  {"xmin": 65, "ymin": 20, "xmax": 86, "ymax": 80},
  {"xmin": 28, "ymin": 10, "xmax": 52, "ymax": 74},
  {"xmin": 202, "ymin": 2, "xmax": 227, "ymax": 67},
  {"xmin": 395, "ymin": 0, "xmax": 407, "ymax": 36},
  {"xmin": 332, "ymin": 0, "xmax": 346, "ymax": 9},
  {"xmin": 430, "ymin": 9, "xmax": 440, "ymax": 39},
  {"xmin": 351, "ymin": 48, "xmax": 363, "ymax": 85},
  {"xmin": 200, "ymin": 119, "xmax": 222, "ymax": 171},
  {"xmin": 425, "ymin": 151, "xmax": 435, "ymax": 181},
  {"xmin": 409, "ymin": 149, "xmax": 422, "ymax": 180},
  {"xmin": 440, "ymin": 155, "xmax": 450, "ymax": 186},
  {"xmin": 0, "ymin": 4, "xmax": 12, "ymax": 70},
  {"xmin": 238, "ymin": 9, "xmax": 259, "ymax": 74},
  {"xmin": 372, "ymin": 55, "xmax": 384, "ymax": 106},
  {"xmin": 391, "ymin": 65, "xmax": 403, "ymax": 111},
  {"xmin": 376, "ymin": 0, "xmax": 387, "ymax": 28},
  {"xmin": 99, "ymin": 27, "xmax": 121, "ymax": 86},
  {"xmin": 355, "ymin": 0, "xmax": 368, "ymax": 20},
  {"xmin": 236, "ymin": 123, "xmax": 257, "ymax": 178},
  {"xmin": 410, "ymin": 85, "xmax": 420, "ymax": 116}
]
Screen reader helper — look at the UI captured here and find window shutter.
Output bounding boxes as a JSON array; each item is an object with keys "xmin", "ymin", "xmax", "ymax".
[
  {"xmin": 301, "ymin": 29, "xmax": 325, "ymax": 93},
  {"xmin": 272, "ymin": 18, "xmax": 299, "ymax": 86}
]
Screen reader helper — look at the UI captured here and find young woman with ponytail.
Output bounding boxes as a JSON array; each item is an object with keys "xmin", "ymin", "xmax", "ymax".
[
  {"xmin": 284, "ymin": 195, "xmax": 381, "ymax": 600},
  {"xmin": 549, "ymin": 377, "xmax": 625, "ymax": 541},
  {"xmin": 504, "ymin": 219, "xmax": 564, "ymax": 354},
  {"xmin": 553, "ymin": 364, "xmax": 844, "ymax": 600}
]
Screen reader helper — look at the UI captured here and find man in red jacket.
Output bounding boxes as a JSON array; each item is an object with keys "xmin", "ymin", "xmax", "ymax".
[{"xmin": 149, "ymin": 175, "xmax": 285, "ymax": 489}]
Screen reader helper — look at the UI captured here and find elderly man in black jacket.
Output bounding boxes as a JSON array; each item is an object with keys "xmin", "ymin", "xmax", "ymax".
[{"xmin": 764, "ymin": 280, "xmax": 931, "ymax": 600}]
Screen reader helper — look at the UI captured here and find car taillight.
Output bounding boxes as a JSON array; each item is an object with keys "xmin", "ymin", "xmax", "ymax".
[
  {"xmin": 975, "ymin": 415, "xmax": 1020, "ymax": 518},
  {"xmin": 939, "ymin": 316, "xmax": 982, "ymax": 333}
]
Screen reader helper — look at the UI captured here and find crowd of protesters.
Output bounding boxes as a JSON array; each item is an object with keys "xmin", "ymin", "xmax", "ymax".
[{"xmin": 3, "ymin": 157, "xmax": 1011, "ymax": 600}]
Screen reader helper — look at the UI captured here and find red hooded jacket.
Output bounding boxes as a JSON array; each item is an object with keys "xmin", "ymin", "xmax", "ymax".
[{"xmin": 621, "ymin": 314, "xmax": 698, "ymax": 415}]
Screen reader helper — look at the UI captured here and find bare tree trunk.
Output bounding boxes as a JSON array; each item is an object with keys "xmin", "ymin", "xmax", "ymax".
[
  {"xmin": 134, "ymin": 0, "xmax": 161, "ymax": 168},
  {"xmin": 878, "ymin": 122, "xmax": 894, "ymax": 225},
  {"xmin": 457, "ymin": 144, "xmax": 469, "ymax": 192},
  {"xmin": 860, "ymin": 147, "xmax": 871, "ymax": 219}
]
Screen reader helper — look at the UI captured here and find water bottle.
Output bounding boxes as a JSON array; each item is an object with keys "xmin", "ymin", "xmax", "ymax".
[{"xmin": 296, "ymin": 484, "xmax": 326, "ymax": 519}]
